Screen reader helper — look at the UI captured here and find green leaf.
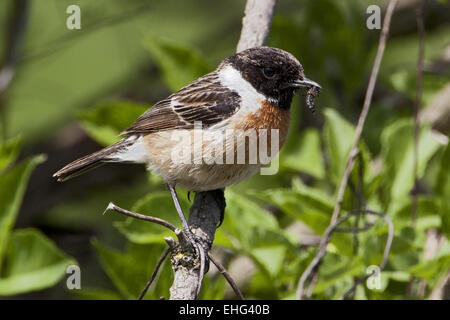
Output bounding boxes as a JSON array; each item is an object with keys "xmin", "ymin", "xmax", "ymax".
[
  {"xmin": 381, "ymin": 120, "xmax": 442, "ymax": 205},
  {"xmin": 408, "ymin": 244, "xmax": 450, "ymax": 281},
  {"xmin": 382, "ymin": 25, "xmax": 450, "ymax": 73},
  {"xmin": 144, "ymin": 37, "xmax": 212, "ymax": 91},
  {"xmin": 251, "ymin": 245, "xmax": 286, "ymax": 278},
  {"xmin": 219, "ymin": 190, "xmax": 290, "ymax": 250},
  {"xmin": 280, "ymin": 128, "xmax": 325, "ymax": 179},
  {"xmin": 0, "ymin": 136, "xmax": 22, "ymax": 172},
  {"xmin": 314, "ymin": 254, "xmax": 364, "ymax": 294},
  {"xmin": 93, "ymin": 240, "xmax": 171, "ymax": 300},
  {"xmin": 253, "ymin": 180, "xmax": 333, "ymax": 234},
  {"xmin": 436, "ymin": 144, "xmax": 450, "ymax": 238},
  {"xmin": 78, "ymin": 101, "xmax": 148, "ymax": 146},
  {"xmin": 114, "ymin": 192, "xmax": 188, "ymax": 244},
  {"xmin": 389, "ymin": 71, "xmax": 448, "ymax": 107},
  {"xmin": 0, "ymin": 155, "xmax": 46, "ymax": 270},
  {"xmin": 435, "ymin": 143, "xmax": 450, "ymax": 198},
  {"xmin": 322, "ymin": 108, "xmax": 355, "ymax": 184},
  {"xmin": 252, "ymin": 182, "xmax": 352, "ymax": 256},
  {"xmin": 0, "ymin": 229, "xmax": 75, "ymax": 296},
  {"xmin": 395, "ymin": 196, "xmax": 440, "ymax": 220}
]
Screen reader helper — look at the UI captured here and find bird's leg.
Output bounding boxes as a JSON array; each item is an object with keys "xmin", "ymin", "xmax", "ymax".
[
  {"xmin": 168, "ymin": 184, "xmax": 191, "ymax": 232},
  {"xmin": 167, "ymin": 184, "xmax": 203, "ymax": 250},
  {"xmin": 168, "ymin": 184, "xmax": 209, "ymax": 274}
]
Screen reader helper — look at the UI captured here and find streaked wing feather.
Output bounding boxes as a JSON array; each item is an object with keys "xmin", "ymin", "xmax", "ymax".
[{"xmin": 122, "ymin": 72, "xmax": 240, "ymax": 135}]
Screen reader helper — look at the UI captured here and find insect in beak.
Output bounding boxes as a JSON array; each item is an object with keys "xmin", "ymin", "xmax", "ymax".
[
  {"xmin": 290, "ymin": 77, "xmax": 321, "ymax": 113},
  {"xmin": 290, "ymin": 77, "xmax": 321, "ymax": 90}
]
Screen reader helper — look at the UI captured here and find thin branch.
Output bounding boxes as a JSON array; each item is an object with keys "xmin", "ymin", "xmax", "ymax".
[
  {"xmin": 104, "ymin": 202, "xmax": 177, "ymax": 232},
  {"xmin": 236, "ymin": 0, "xmax": 277, "ymax": 52},
  {"xmin": 332, "ymin": 0, "xmax": 398, "ymax": 225},
  {"xmin": 137, "ymin": 247, "xmax": 170, "ymax": 300},
  {"xmin": 296, "ymin": 0, "xmax": 398, "ymax": 300},
  {"xmin": 209, "ymin": 254, "xmax": 245, "ymax": 300}
]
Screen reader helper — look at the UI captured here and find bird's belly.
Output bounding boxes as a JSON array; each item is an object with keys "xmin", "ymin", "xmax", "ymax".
[
  {"xmin": 142, "ymin": 100, "xmax": 290, "ymax": 191},
  {"xmin": 173, "ymin": 163, "xmax": 262, "ymax": 191},
  {"xmin": 142, "ymin": 130, "xmax": 265, "ymax": 191}
]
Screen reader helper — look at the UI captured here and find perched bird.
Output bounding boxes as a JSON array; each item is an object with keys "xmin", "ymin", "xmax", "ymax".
[{"xmin": 54, "ymin": 46, "xmax": 320, "ymax": 232}]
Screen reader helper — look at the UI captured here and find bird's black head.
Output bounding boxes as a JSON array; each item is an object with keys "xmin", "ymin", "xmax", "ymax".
[{"xmin": 223, "ymin": 46, "xmax": 320, "ymax": 109}]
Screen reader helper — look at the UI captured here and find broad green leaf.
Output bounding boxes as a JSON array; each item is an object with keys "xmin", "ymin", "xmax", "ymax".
[
  {"xmin": 381, "ymin": 120, "xmax": 442, "ymax": 205},
  {"xmin": 280, "ymin": 128, "xmax": 325, "ymax": 179},
  {"xmin": 314, "ymin": 254, "xmax": 364, "ymax": 294},
  {"xmin": 217, "ymin": 190, "xmax": 298, "ymax": 256},
  {"xmin": 253, "ymin": 179, "xmax": 334, "ymax": 234},
  {"xmin": 144, "ymin": 37, "xmax": 212, "ymax": 91},
  {"xmin": 219, "ymin": 190, "xmax": 290, "ymax": 251},
  {"xmin": 322, "ymin": 108, "xmax": 355, "ymax": 184},
  {"xmin": 435, "ymin": 143, "xmax": 450, "ymax": 198},
  {"xmin": 79, "ymin": 101, "xmax": 148, "ymax": 146},
  {"xmin": 0, "ymin": 155, "xmax": 45, "ymax": 270},
  {"xmin": 115, "ymin": 192, "xmax": 188, "ymax": 244},
  {"xmin": 389, "ymin": 71, "xmax": 448, "ymax": 107},
  {"xmin": 382, "ymin": 25, "xmax": 450, "ymax": 73},
  {"xmin": 252, "ymin": 182, "xmax": 353, "ymax": 256},
  {"xmin": 93, "ymin": 240, "xmax": 171, "ymax": 300},
  {"xmin": 198, "ymin": 274, "xmax": 226, "ymax": 300},
  {"xmin": 0, "ymin": 136, "xmax": 22, "ymax": 172},
  {"xmin": 251, "ymin": 245, "xmax": 286, "ymax": 278},
  {"xmin": 225, "ymin": 190, "xmax": 278, "ymax": 230},
  {"xmin": 408, "ymin": 243, "xmax": 450, "ymax": 281},
  {"xmin": 436, "ymin": 144, "xmax": 450, "ymax": 238},
  {"xmin": 0, "ymin": 229, "xmax": 75, "ymax": 296},
  {"xmin": 292, "ymin": 178, "xmax": 335, "ymax": 212},
  {"xmin": 395, "ymin": 196, "xmax": 440, "ymax": 220}
]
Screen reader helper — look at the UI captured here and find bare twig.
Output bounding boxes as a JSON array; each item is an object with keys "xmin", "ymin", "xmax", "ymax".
[
  {"xmin": 236, "ymin": 0, "xmax": 277, "ymax": 53},
  {"xmin": 137, "ymin": 247, "xmax": 170, "ymax": 300},
  {"xmin": 297, "ymin": 0, "xmax": 398, "ymax": 299},
  {"xmin": 104, "ymin": 202, "xmax": 177, "ymax": 232},
  {"xmin": 209, "ymin": 254, "xmax": 245, "ymax": 300}
]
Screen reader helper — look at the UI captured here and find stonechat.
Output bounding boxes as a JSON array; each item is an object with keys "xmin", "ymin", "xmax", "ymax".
[{"xmin": 54, "ymin": 46, "xmax": 320, "ymax": 230}]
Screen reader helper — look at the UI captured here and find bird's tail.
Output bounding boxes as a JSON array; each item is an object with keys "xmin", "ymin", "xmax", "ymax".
[{"xmin": 53, "ymin": 137, "xmax": 138, "ymax": 182}]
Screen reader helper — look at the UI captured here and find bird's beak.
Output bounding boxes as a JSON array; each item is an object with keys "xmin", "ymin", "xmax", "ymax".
[{"xmin": 290, "ymin": 77, "xmax": 321, "ymax": 90}]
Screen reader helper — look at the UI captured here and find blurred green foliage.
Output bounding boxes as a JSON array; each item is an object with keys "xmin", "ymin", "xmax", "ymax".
[
  {"xmin": 0, "ymin": 0, "xmax": 449, "ymax": 300},
  {"xmin": 0, "ymin": 149, "xmax": 75, "ymax": 296}
]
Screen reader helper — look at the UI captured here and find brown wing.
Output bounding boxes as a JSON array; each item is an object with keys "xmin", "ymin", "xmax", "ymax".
[{"xmin": 121, "ymin": 72, "xmax": 241, "ymax": 135}]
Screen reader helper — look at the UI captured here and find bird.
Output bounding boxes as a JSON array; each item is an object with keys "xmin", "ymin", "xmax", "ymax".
[{"xmin": 53, "ymin": 46, "xmax": 320, "ymax": 234}]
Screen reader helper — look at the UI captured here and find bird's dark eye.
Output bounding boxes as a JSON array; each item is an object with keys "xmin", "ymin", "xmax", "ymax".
[{"xmin": 262, "ymin": 67, "xmax": 276, "ymax": 79}]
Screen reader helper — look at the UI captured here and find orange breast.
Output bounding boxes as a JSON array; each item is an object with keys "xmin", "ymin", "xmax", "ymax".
[{"xmin": 235, "ymin": 99, "xmax": 290, "ymax": 149}]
